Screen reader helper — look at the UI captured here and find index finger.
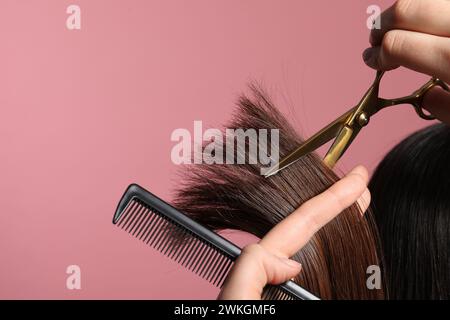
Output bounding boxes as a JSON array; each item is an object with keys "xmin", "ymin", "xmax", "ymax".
[
  {"xmin": 370, "ymin": 0, "xmax": 450, "ymax": 46},
  {"xmin": 259, "ymin": 165, "xmax": 369, "ymax": 258}
]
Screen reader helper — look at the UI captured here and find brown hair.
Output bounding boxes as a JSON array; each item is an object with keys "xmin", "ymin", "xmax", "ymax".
[{"xmin": 173, "ymin": 85, "xmax": 385, "ymax": 299}]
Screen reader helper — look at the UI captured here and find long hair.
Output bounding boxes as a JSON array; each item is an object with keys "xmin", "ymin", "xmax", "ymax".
[
  {"xmin": 369, "ymin": 123, "xmax": 450, "ymax": 300},
  {"xmin": 173, "ymin": 85, "xmax": 385, "ymax": 299}
]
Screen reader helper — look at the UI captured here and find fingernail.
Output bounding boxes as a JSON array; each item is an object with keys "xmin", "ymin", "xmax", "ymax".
[
  {"xmin": 357, "ymin": 188, "xmax": 371, "ymax": 216},
  {"xmin": 283, "ymin": 259, "xmax": 301, "ymax": 269},
  {"xmin": 363, "ymin": 48, "xmax": 374, "ymax": 62},
  {"xmin": 348, "ymin": 165, "xmax": 368, "ymax": 179}
]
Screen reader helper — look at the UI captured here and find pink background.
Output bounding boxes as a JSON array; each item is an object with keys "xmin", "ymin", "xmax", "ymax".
[{"xmin": 0, "ymin": 0, "xmax": 436, "ymax": 299}]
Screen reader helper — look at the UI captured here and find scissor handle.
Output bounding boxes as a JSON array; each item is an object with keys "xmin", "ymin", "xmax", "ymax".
[
  {"xmin": 380, "ymin": 78, "xmax": 449, "ymax": 120},
  {"xmin": 414, "ymin": 78, "xmax": 449, "ymax": 120}
]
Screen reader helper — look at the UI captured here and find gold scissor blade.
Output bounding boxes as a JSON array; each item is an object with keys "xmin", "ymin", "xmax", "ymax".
[
  {"xmin": 323, "ymin": 120, "xmax": 363, "ymax": 168},
  {"xmin": 264, "ymin": 107, "xmax": 356, "ymax": 178}
]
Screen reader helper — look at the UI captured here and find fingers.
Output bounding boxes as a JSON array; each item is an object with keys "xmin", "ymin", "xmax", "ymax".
[
  {"xmin": 423, "ymin": 87, "xmax": 450, "ymax": 125},
  {"xmin": 357, "ymin": 187, "xmax": 372, "ymax": 214},
  {"xmin": 364, "ymin": 0, "xmax": 450, "ymax": 125},
  {"xmin": 370, "ymin": 0, "xmax": 450, "ymax": 47},
  {"xmin": 259, "ymin": 165, "xmax": 369, "ymax": 258},
  {"xmin": 218, "ymin": 244, "xmax": 301, "ymax": 300},
  {"xmin": 363, "ymin": 30, "xmax": 450, "ymax": 83},
  {"xmin": 219, "ymin": 166, "xmax": 369, "ymax": 300}
]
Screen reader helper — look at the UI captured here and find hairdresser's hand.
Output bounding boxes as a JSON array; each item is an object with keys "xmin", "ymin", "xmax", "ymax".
[
  {"xmin": 363, "ymin": 0, "xmax": 450, "ymax": 124},
  {"xmin": 218, "ymin": 166, "xmax": 371, "ymax": 300}
]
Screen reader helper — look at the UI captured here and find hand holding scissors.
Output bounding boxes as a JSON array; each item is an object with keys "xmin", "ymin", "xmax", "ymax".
[
  {"xmin": 363, "ymin": 0, "xmax": 450, "ymax": 124},
  {"xmin": 264, "ymin": 71, "xmax": 449, "ymax": 176}
]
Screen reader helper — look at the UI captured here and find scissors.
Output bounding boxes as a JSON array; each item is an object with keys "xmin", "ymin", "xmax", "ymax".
[{"xmin": 264, "ymin": 71, "xmax": 449, "ymax": 177}]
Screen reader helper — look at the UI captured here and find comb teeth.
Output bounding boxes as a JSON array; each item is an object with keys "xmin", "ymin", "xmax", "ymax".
[
  {"xmin": 113, "ymin": 184, "xmax": 319, "ymax": 300},
  {"xmin": 116, "ymin": 199, "xmax": 235, "ymax": 288},
  {"xmin": 262, "ymin": 285, "xmax": 292, "ymax": 300}
]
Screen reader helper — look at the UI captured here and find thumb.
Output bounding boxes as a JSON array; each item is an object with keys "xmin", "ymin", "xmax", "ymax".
[
  {"xmin": 218, "ymin": 244, "xmax": 302, "ymax": 300},
  {"xmin": 264, "ymin": 254, "xmax": 303, "ymax": 286},
  {"xmin": 423, "ymin": 86, "xmax": 450, "ymax": 125}
]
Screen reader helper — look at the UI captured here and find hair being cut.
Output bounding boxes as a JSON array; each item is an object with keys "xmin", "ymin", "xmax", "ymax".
[{"xmin": 173, "ymin": 85, "xmax": 385, "ymax": 300}]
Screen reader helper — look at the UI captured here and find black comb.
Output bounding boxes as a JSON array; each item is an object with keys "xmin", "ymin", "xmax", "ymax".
[{"xmin": 113, "ymin": 184, "xmax": 319, "ymax": 300}]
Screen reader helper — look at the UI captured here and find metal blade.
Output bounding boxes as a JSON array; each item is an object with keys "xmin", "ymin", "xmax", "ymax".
[
  {"xmin": 264, "ymin": 107, "xmax": 356, "ymax": 177},
  {"xmin": 323, "ymin": 125, "xmax": 357, "ymax": 168}
]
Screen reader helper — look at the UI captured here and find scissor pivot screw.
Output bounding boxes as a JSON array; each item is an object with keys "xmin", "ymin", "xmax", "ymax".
[{"xmin": 357, "ymin": 112, "xmax": 370, "ymax": 127}]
